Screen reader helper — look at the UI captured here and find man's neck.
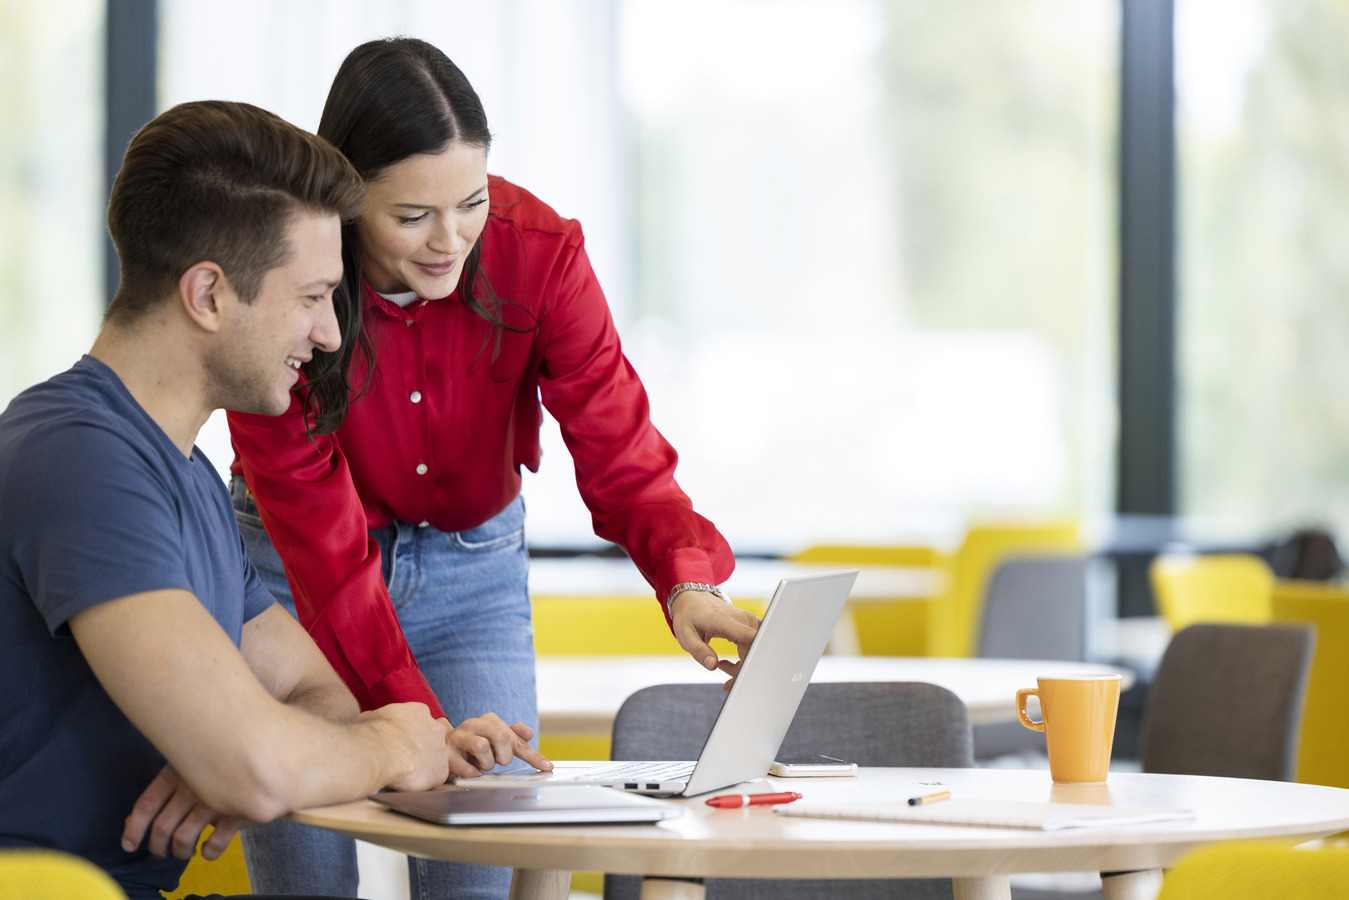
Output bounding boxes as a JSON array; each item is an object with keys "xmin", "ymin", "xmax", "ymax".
[{"xmin": 89, "ymin": 317, "xmax": 211, "ymax": 458}]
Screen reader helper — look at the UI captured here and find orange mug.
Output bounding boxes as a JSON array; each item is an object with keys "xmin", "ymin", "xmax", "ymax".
[{"xmin": 1016, "ymin": 673, "xmax": 1122, "ymax": 783}]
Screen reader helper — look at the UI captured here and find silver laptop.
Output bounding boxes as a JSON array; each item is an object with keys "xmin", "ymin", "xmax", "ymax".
[
  {"xmin": 464, "ymin": 570, "xmax": 857, "ymax": 796},
  {"xmin": 370, "ymin": 784, "xmax": 681, "ymax": 825}
]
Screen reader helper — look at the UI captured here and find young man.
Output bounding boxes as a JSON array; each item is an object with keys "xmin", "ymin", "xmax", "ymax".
[{"xmin": 0, "ymin": 101, "xmax": 545, "ymax": 900}]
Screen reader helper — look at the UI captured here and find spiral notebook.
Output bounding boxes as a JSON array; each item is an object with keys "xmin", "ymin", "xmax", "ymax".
[{"xmin": 775, "ymin": 799, "xmax": 1196, "ymax": 831}]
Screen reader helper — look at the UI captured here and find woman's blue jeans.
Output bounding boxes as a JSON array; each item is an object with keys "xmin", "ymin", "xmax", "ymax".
[{"xmin": 232, "ymin": 478, "xmax": 537, "ymax": 900}]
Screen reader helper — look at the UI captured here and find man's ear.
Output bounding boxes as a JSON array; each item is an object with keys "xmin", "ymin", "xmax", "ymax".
[{"xmin": 178, "ymin": 261, "xmax": 230, "ymax": 333}]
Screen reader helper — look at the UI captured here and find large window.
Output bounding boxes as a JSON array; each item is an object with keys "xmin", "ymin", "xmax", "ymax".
[
  {"xmin": 0, "ymin": 0, "xmax": 103, "ymax": 409},
  {"xmin": 1178, "ymin": 0, "xmax": 1349, "ymax": 537},
  {"xmin": 154, "ymin": 0, "xmax": 1117, "ymax": 553},
  {"xmin": 572, "ymin": 0, "xmax": 1118, "ymax": 551}
]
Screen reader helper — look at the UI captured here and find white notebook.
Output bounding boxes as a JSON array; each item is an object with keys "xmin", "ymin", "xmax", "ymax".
[{"xmin": 776, "ymin": 799, "xmax": 1196, "ymax": 831}]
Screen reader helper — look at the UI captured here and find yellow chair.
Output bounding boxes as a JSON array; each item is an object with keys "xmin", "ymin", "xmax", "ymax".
[
  {"xmin": 1149, "ymin": 553, "xmax": 1274, "ymax": 632},
  {"xmin": 532, "ymin": 594, "xmax": 685, "ymax": 656},
  {"xmin": 531, "ymin": 592, "xmax": 768, "ymax": 776},
  {"xmin": 932, "ymin": 521, "xmax": 1081, "ymax": 657},
  {"xmin": 0, "ymin": 849, "xmax": 127, "ymax": 900},
  {"xmin": 160, "ymin": 827, "xmax": 250, "ymax": 899},
  {"xmin": 532, "ymin": 593, "xmax": 767, "ymax": 658},
  {"xmin": 1272, "ymin": 578, "xmax": 1349, "ymax": 789},
  {"xmin": 791, "ymin": 544, "xmax": 946, "ymax": 568},
  {"xmin": 1156, "ymin": 841, "xmax": 1349, "ymax": 899},
  {"xmin": 790, "ymin": 544, "xmax": 947, "ymax": 656}
]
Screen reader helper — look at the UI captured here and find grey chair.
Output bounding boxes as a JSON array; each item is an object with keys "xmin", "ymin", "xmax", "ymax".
[
  {"xmin": 1140, "ymin": 622, "xmax": 1314, "ymax": 781},
  {"xmin": 973, "ymin": 555, "xmax": 1089, "ymax": 760},
  {"xmin": 604, "ymin": 681, "xmax": 973, "ymax": 900}
]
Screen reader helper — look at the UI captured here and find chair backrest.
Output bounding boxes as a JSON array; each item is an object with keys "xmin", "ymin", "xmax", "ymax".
[
  {"xmin": 532, "ymin": 595, "xmax": 768, "ymax": 657},
  {"xmin": 1140, "ymin": 623, "xmax": 1314, "ymax": 781},
  {"xmin": 936, "ymin": 521, "xmax": 1081, "ymax": 657},
  {"xmin": 790, "ymin": 544, "xmax": 946, "ymax": 657},
  {"xmin": 1156, "ymin": 841, "xmax": 1349, "ymax": 900},
  {"xmin": 0, "ymin": 849, "xmax": 127, "ymax": 900},
  {"xmin": 791, "ymin": 544, "xmax": 947, "ymax": 568},
  {"xmin": 161, "ymin": 829, "xmax": 251, "ymax": 899},
  {"xmin": 976, "ymin": 555, "xmax": 1089, "ymax": 661},
  {"xmin": 1271, "ymin": 578, "xmax": 1349, "ymax": 788},
  {"xmin": 1149, "ymin": 553, "xmax": 1274, "ymax": 631},
  {"xmin": 606, "ymin": 681, "xmax": 972, "ymax": 900},
  {"xmin": 971, "ymin": 555, "xmax": 1089, "ymax": 760}
]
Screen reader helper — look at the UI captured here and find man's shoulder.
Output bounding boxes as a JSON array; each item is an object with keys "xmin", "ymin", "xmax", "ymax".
[
  {"xmin": 2, "ymin": 368, "xmax": 154, "ymax": 479},
  {"xmin": 0, "ymin": 363, "xmax": 181, "ymax": 536}
]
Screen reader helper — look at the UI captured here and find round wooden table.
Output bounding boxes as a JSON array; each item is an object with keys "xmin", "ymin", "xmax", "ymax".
[{"xmin": 292, "ymin": 767, "xmax": 1349, "ymax": 900}]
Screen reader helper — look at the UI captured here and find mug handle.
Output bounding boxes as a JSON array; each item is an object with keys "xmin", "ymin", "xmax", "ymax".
[{"xmin": 1016, "ymin": 687, "xmax": 1045, "ymax": 732}]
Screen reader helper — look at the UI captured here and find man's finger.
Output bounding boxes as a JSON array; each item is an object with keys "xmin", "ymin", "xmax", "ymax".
[
  {"xmin": 171, "ymin": 804, "xmax": 215, "ymax": 860},
  {"xmin": 201, "ymin": 818, "xmax": 246, "ymax": 861},
  {"xmin": 146, "ymin": 785, "xmax": 198, "ymax": 859},
  {"xmin": 447, "ymin": 749, "xmax": 486, "ymax": 780},
  {"xmin": 122, "ymin": 768, "xmax": 180, "ymax": 852}
]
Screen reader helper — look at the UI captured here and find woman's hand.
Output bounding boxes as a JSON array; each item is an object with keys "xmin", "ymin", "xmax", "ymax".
[
  {"xmin": 441, "ymin": 714, "xmax": 553, "ymax": 780},
  {"xmin": 669, "ymin": 590, "xmax": 761, "ymax": 690}
]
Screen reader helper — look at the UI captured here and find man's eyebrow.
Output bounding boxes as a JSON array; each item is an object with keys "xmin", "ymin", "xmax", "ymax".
[{"xmin": 298, "ymin": 277, "xmax": 342, "ymax": 291}]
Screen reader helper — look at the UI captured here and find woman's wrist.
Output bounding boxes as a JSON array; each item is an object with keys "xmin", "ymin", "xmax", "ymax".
[{"xmin": 666, "ymin": 582, "xmax": 731, "ymax": 608}]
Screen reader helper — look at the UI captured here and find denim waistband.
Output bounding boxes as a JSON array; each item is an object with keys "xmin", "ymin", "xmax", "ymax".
[{"xmin": 228, "ymin": 474, "xmax": 259, "ymax": 516}]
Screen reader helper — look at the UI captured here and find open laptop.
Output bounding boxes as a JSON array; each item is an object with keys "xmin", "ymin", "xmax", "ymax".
[
  {"xmin": 463, "ymin": 569, "xmax": 858, "ymax": 796},
  {"xmin": 370, "ymin": 784, "xmax": 681, "ymax": 826}
]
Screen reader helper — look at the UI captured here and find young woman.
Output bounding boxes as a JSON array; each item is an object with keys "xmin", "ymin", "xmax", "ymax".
[{"xmin": 227, "ymin": 37, "xmax": 760, "ymax": 899}]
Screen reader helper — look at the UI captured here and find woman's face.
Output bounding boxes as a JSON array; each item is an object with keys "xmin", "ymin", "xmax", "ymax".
[{"xmin": 358, "ymin": 142, "xmax": 490, "ymax": 299}]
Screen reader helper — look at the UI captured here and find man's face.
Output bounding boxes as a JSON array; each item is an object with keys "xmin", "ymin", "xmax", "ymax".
[{"xmin": 206, "ymin": 210, "xmax": 344, "ymax": 416}]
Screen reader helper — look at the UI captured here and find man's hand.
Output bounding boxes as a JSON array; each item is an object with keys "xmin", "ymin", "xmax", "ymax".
[
  {"xmin": 441, "ymin": 714, "xmax": 553, "ymax": 780},
  {"xmin": 363, "ymin": 702, "xmax": 454, "ymax": 792},
  {"xmin": 669, "ymin": 590, "xmax": 761, "ymax": 690},
  {"xmin": 123, "ymin": 765, "xmax": 248, "ymax": 861}
]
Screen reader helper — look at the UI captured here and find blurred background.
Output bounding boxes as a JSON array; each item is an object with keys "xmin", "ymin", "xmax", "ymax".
[{"xmin": 5, "ymin": 0, "xmax": 1349, "ymax": 588}]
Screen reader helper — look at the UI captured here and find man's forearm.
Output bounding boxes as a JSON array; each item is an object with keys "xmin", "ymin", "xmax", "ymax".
[{"xmin": 280, "ymin": 673, "xmax": 362, "ymax": 723}]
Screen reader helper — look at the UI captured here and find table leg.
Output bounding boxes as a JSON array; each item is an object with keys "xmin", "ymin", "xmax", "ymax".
[
  {"xmin": 1101, "ymin": 868, "xmax": 1164, "ymax": 900},
  {"xmin": 507, "ymin": 867, "xmax": 570, "ymax": 900},
  {"xmin": 639, "ymin": 876, "xmax": 708, "ymax": 899},
  {"xmin": 952, "ymin": 875, "xmax": 1011, "ymax": 900}
]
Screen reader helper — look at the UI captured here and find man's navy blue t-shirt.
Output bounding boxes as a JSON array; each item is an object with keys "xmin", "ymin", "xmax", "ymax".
[{"xmin": 0, "ymin": 355, "xmax": 274, "ymax": 899}]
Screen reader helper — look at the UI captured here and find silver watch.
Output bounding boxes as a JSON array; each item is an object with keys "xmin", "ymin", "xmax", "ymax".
[{"xmin": 666, "ymin": 581, "xmax": 731, "ymax": 607}]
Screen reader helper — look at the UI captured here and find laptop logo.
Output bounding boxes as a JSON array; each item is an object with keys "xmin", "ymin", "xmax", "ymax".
[{"xmin": 791, "ymin": 672, "xmax": 805, "ymax": 682}]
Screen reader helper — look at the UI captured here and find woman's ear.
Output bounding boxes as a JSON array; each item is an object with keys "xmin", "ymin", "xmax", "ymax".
[{"xmin": 178, "ymin": 261, "xmax": 230, "ymax": 333}]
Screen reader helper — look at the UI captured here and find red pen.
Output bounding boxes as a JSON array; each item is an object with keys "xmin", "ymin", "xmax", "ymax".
[{"xmin": 705, "ymin": 791, "xmax": 803, "ymax": 808}]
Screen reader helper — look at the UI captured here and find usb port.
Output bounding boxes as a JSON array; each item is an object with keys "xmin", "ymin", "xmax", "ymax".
[
  {"xmin": 646, "ymin": 783, "xmax": 660, "ymax": 790},
  {"xmin": 625, "ymin": 783, "xmax": 638, "ymax": 789}
]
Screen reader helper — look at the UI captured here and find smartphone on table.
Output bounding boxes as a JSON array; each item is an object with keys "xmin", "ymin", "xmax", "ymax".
[{"xmin": 768, "ymin": 754, "xmax": 859, "ymax": 777}]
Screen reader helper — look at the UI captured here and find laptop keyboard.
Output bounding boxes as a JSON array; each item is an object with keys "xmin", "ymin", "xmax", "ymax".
[{"xmin": 577, "ymin": 761, "xmax": 696, "ymax": 781}]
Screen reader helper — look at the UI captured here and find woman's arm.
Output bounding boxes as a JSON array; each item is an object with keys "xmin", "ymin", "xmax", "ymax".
[
  {"xmin": 228, "ymin": 405, "xmax": 447, "ymax": 718},
  {"xmin": 531, "ymin": 226, "xmax": 758, "ymax": 665}
]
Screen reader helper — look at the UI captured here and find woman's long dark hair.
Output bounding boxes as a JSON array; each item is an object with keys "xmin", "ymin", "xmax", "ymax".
[{"xmin": 303, "ymin": 37, "xmax": 532, "ymax": 433}]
